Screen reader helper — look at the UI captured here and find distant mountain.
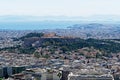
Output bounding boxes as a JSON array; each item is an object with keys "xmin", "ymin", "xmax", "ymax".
[
  {"xmin": 0, "ymin": 15, "xmax": 78, "ymax": 22},
  {"xmin": 68, "ymin": 23, "xmax": 105, "ymax": 29},
  {"xmin": 0, "ymin": 15, "xmax": 120, "ymax": 22}
]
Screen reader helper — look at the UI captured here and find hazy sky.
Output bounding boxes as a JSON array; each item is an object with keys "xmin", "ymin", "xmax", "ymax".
[{"xmin": 0, "ymin": 0, "xmax": 120, "ymax": 17}]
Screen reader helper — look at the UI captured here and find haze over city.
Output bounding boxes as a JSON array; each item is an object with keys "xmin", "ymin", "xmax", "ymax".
[{"xmin": 0, "ymin": 0, "xmax": 120, "ymax": 30}]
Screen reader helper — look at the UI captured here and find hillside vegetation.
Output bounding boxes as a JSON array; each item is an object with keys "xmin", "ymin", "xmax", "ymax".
[{"xmin": 1, "ymin": 33, "xmax": 120, "ymax": 57}]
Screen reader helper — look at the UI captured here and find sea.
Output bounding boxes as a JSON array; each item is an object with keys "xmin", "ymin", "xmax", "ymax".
[{"xmin": 0, "ymin": 21, "xmax": 78, "ymax": 30}]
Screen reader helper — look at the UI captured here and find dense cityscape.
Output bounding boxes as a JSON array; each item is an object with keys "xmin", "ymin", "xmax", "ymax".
[
  {"xmin": 0, "ymin": 0, "xmax": 120, "ymax": 80},
  {"xmin": 0, "ymin": 30, "xmax": 120, "ymax": 80}
]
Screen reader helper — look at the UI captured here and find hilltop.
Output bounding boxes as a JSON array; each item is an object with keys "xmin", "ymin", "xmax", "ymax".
[{"xmin": 1, "ymin": 32, "xmax": 120, "ymax": 59}]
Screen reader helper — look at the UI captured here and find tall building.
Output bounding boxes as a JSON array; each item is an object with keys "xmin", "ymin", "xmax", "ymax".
[
  {"xmin": 60, "ymin": 70, "xmax": 70, "ymax": 80},
  {"xmin": 0, "ymin": 67, "xmax": 3, "ymax": 78}
]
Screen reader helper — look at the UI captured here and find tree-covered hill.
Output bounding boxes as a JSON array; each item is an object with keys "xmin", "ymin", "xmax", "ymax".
[{"xmin": 2, "ymin": 33, "xmax": 120, "ymax": 55}]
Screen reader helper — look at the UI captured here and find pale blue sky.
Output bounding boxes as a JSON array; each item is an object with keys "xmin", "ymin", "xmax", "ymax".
[{"xmin": 0, "ymin": 0, "xmax": 120, "ymax": 17}]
